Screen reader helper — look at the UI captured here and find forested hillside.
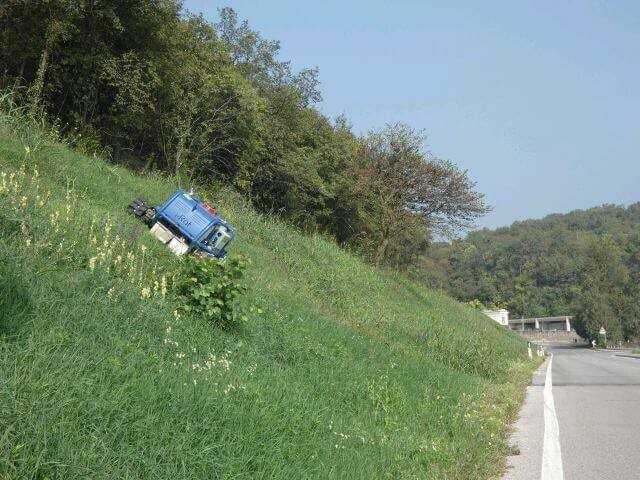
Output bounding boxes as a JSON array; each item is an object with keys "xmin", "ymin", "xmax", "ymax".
[
  {"xmin": 418, "ymin": 204, "xmax": 640, "ymax": 342},
  {"xmin": 0, "ymin": 1, "xmax": 487, "ymax": 268}
]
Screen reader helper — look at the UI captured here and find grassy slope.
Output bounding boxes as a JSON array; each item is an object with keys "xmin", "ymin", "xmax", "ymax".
[{"xmin": 0, "ymin": 119, "xmax": 535, "ymax": 479}]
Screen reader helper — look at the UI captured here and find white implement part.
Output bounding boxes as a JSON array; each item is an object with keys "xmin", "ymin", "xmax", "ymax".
[
  {"xmin": 151, "ymin": 221, "xmax": 189, "ymax": 256},
  {"xmin": 168, "ymin": 237, "xmax": 189, "ymax": 256},
  {"xmin": 150, "ymin": 222, "xmax": 173, "ymax": 244}
]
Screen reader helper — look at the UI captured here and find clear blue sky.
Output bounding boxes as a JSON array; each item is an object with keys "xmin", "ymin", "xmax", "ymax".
[{"xmin": 184, "ymin": 0, "xmax": 640, "ymax": 229}]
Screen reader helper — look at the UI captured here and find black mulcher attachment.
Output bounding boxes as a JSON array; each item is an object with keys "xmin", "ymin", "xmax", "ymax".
[{"xmin": 127, "ymin": 198, "xmax": 156, "ymax": 226}]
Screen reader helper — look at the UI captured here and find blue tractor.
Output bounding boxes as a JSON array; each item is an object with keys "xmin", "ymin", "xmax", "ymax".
[{"xmin": 128, "ymin": 190, "xmax": 236, "ymax": 259}]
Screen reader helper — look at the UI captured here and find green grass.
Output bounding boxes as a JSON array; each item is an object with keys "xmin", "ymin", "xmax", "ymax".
[{"xmin": 0, "ymin": 110, "xmax": 536, "ymax": 479}]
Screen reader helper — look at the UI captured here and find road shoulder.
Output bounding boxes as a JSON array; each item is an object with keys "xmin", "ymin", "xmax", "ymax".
[{"xmin": 502, "ymin": 359, "xmax": 548, "ymax": 480}]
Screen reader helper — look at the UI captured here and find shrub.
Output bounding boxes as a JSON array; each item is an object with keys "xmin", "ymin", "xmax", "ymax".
[
  {"xmin": 174, "ymin": 254, "xmax": 249, "ymax": 328},
  {"xmin": 467, "ymin": 299, "xmax": 485, "ymax": 311}
]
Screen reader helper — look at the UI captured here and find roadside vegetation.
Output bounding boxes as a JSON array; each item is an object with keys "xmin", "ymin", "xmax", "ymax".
[{"xmin": 0, "ymin": 99, "xmax": 537, "ymax": 479}]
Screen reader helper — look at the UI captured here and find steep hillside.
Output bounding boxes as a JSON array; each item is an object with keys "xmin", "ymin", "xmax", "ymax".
[{"xmin": 0, "ymin": 114, "xmax": 534, "ymax": 479}]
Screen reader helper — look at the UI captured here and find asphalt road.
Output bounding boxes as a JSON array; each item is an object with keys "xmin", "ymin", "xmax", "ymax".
[{"xmin": 504, "ymin": 345, "xmax": 640, "ymax": 480}]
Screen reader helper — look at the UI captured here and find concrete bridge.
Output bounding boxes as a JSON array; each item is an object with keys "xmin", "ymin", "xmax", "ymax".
[
  {"xmin": 483, "ymin": 310, "xmax": 580, "ymax": 341},
  {"xmin": 508, "ymin": 316, "xmax": 582, "ymax": 343},
  {"xmin": 508, "ymin": 315, "xmax": 572, "ymax": 332}
]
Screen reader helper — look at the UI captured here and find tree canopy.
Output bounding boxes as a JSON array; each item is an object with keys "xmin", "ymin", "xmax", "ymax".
[{"xmin": 0, "ymin": 1, "xmax": 488, "ymax": 267}]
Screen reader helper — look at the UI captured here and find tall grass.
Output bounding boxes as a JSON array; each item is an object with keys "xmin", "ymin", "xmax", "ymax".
[{"xmin": 0, "ymin": 99, "xmax": 536, "ymax": 479}]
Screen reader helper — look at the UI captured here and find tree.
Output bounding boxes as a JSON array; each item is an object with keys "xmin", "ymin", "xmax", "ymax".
[
  {"xmin": 573, "ymin": 235, "xmax": 629, "ymax": 342},
  {"xmin": 1, "ymin": 0, "xmax": 86, "ymax": 108},
  {"xmin": 153, "ymin": 16, "xmax": 264, "ymax": 182},
  {"xmin": 574, "ymin": 278, "xmax": 621, "ymax": 342},
  {"xmin": 512, "ymin": 261, "xmax": 539, "ymax": 317},
  {"xmin": 214, "ymin": 7, "xmax": 321, "ymax": 106},
  {"xmin": 352, "ymin": 123, "xmax": 489, "ymax": 265}
]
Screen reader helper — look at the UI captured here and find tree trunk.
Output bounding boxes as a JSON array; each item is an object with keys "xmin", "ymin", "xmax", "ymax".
[
  {"xmin": 29, "ymin": 43, "xmax": 49, "ymax": 113},
  {"xmin": 373, "ymin": 229, "xmax": 390, "ymax": 265},
  {"xmin": 12, "ymin": 61, "xmax": 25, "ymax": 92}
]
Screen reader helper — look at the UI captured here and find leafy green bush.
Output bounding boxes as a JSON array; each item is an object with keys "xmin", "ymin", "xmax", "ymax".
[
  {"xmin": 467, "ymin": 299, "xmax": 485, "ymax": 310},
  {"xmin": 174, "ymin": 254, "xmax": 249, "ymax": 328}
]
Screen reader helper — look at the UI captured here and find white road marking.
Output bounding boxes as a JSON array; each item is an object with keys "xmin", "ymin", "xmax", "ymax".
[{"xmin": 541, "ymin": 355, "xmax": 564, "ymax": 480}]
